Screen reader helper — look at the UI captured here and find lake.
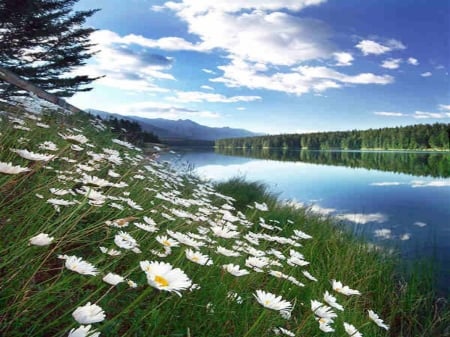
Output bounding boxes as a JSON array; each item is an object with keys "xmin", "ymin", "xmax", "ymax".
[{"xmin": 160, "ymin": 148, "xmax": 450, "ymax": 295}]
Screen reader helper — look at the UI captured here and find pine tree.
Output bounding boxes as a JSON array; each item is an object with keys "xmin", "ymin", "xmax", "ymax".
[{"xmin": 0, "ymin": 0, "xmax": 100, "ymax": 97}]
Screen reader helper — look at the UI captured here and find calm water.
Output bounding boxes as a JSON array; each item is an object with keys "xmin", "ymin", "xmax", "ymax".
[{"xmin": 160, "ymin": 148, "xmax": 450, "ymax": 294}]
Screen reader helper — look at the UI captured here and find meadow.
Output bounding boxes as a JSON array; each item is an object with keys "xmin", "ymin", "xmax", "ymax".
[{"xmin": 0, "ymin": 95, "xmax": 448, "ymax": 336}]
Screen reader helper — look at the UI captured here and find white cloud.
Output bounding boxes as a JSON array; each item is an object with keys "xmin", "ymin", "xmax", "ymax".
[
  {"xmin": 413, "ymin": 111, "xmax": 450, "ymax": 119},
  {"xmin": 333, "ymin": 52, "xmax": 353, "ymax": 66},
  {"xmin": 337, "ymin": 212, "xmax": 388, "ymax": 224},
  {"xmin": 163, "ymin": 0, "xmax": 327, "ymax": 16},
  {"xmin": 407, "ymin": 57, "xmax": 419, "ymax": 66},
  {"xmin": 236, "ymin": 107, "xmax": 246, "ymax": 111},
  {"xmin": 374, "ymin": 111, "xmax": 406, "ymax": 117},
  {"xmin": 200, "ymin": 85, "xmax": 214, "ymax": 90},
  {"xmin": 370, "ymin": 182, "xmax": 403, "ymax": 186},
  {"xmin": 72, "ymin": 30, "xmax": 177, "ymax": 92},
  {"xmin": 381, "ymin": 58, "xmax": 402, "ymax": 69},
  {"xmin": 212, "ymin": 60, "xmax": 393, "ymax": 95},
  {"xmin": 161, "ymin": 2, "xmax": 333, "ymax": 66},
  {"xmin": 410, "ymin": 180, "xmax": 450, "ymax": 187},
  {"xmin": 439, "ymin": 104, "xmax": 450, "ymax": 111},
  {"xmin": 400, "ymin": 233, "xmax": 411, "ymax": 241},
  {"xmin": 374, "ymin": 228, "xmax": 392, "ymax": 239},
  {"xmin": 355, "ymin": 39, "xmax": 405, "ymax": 56},
  {"xmin": 167, "ymin": 91, "xmax": 262, "ymax": 103},
  {"xmin": 109, "ymin": 101, "xmax": 221, "ymax": 119},
  {"xmin": 421, "ymin": 71, "xmax": 432, "ymax": 77},
  {"xmin": 413, "ymin": 221, "xmax": 427, "ymax": 227},
  {"xmin": 202, "ymin": 68, "xmax": 216, "ymax": 74}
]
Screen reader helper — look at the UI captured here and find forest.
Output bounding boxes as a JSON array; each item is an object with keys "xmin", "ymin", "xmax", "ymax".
[
  {"xmin": 215, "ymin": 123, "xmax": 450, "ymax": 151},
  {"xmin": 215, "ymin": 147, "xmax": 450, "ymax": 178}
]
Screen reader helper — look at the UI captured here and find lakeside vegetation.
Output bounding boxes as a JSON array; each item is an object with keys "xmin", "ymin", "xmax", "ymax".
[
  {"xmin": 215, "ymin": 147, "xmax": 450, "ymax": 178},
  {"xmin": 0, "ymin": 97, "xmax": 448, "ymax": 336},
  {"xmin": 215, "ymin": 123, "xmax": 450, "ymax": 151}
]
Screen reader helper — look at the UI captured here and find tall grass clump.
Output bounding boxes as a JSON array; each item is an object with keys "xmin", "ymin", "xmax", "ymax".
[{"xmin": 0, "ymin": 95, "xmax": 448, "ymax": 337}]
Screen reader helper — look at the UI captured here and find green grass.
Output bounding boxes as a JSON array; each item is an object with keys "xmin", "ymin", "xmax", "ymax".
[{"xmin": 0, "ymin": 98, "xmax": 448, "ymax": 337}]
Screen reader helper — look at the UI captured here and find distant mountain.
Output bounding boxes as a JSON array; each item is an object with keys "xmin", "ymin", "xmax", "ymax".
[{"xmin": 87, "ymin": 109, "xmax": 263, "ymax": 142}]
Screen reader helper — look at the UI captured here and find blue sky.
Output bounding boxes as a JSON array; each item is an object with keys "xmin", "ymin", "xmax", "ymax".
[{"xmin": 69, "ymin": 0, "xmax": 450, "ymax": 134}]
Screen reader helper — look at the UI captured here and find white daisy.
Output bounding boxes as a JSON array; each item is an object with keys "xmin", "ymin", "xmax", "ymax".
[
  {"xmin": 0, "ymin": 161, "xmax": 30, "ymax": 175},
  {"xmin": 63, "ymin": 255, "xmax": 98, "ymax": 276},
  {"xmin": 185, "ymin": 249, "xmax": 212, "ymax": 265},
  {"xmin": 102, "ymin": 272, "xmax": 125, "ymax": 286},
  {"xmin": 253, "ymin": 290, "xmax": 292, "ymax": 313},
  {"xmin": 141, "ymin": 260, "xmax": 192, "ymax": 296},
  {"xmin": 72, "ymin": 302, "xmax": 105, "ymax": 324},
  {"xmin": 332, "ymin": 280, "xmax": 361, "ymax": 296},
  {"xmin": 368, "ymin": 309, "xmax": 389, "ymax": 330},
  {"xmin": 344, "ymin": 322, "xmax": 363, "ymax": 337},
  {"xmin": 11, "ymin": 148, "xmax": 54, "ymax": 161},
  {"xmin": 223, "ymin": 264, "xmax": 250, "ymax": 277},
  {"xmin": 29, "ymin": 233, "xmax": 54, "ymax": 246}
]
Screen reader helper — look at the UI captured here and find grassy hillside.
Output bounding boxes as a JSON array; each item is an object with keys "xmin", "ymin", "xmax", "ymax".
[{"xmin": 0, "ymin": 96, "xmax": 448, "ymax": 336}]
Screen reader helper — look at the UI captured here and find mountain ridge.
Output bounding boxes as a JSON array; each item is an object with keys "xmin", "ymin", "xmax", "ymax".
[{"xmin": 87, "ymin": 109, "xmax": 263, "ymax": 142}]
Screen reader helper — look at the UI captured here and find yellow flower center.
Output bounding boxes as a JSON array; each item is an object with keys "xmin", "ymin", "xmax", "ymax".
[
  {"xmin": 192, "ymin": 256, "xmax": 199, "ymax": 262},
  {"xmin": 163, "ymin": 240, "xmax": 171, "ymax": 247},
  {"xmin": 264, "ymin": 300, "xmax": 271, "ymax": 306},
  {"xmin": 154, "ymin": 275, "xmax": 169, "ymax": 287}
]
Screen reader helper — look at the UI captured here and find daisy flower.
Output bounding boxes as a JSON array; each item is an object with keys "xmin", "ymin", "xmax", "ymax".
[
  {"xmin": 63, "ymin": 256, "xmax": 98, "ymax": 276},
  {"xmin": 311, "ymin": 300, "xmax": 337, "ymax": 320},
  {"xmin": 156, "ymin": 235, "xmax": 179, "ymax": 248},
  {"xmin": 368, "ymin": 309, "xmax": 389, "ymax": 330},
  {"xmin": 185, "ymin": 249, "xmax": 212, "ymax": 265},
  {"xmin": 114, "ymin": 231, "xmax": 140, "ymax": 252},
  {"xmin": 29, "ymin": 233, "xmax": 54, "ymax": 246},
  {"xmin": 72, "ymin": 302, "xmax": 105, "ymax": 324},
  {"xmin": 323, "ymin": 291, "xmax": 344, "ymax": 311},
  {"xmin": 60, "ymin": 133, "xmax": 89, "ymax": 144},
  {"xmin": 344, "ymin": 322, "xmax": 363, "ymax": 337},
  {"xmin": 302, "ymin": 270, "xmax": 318, "ymax": 282},
  {"xmin": 141, "ymin": 260, "xmax": 192, "ymax": 296},
  {"xmin": 223, "ymin": 263, "xmax": 250, "ymax": 277},
  {"xmin": 99, "ymin": 246, "xmax": 121, "ymax": 256},
  {"xmin": 68, "ymin": 324, "xmax": 100, "ymax": 337},
  {"xmin": 0, "ymin": 161, "xmax": 31, "ymax": 175},
  {"xmin": 332, "ymin": 280, "xmax": 361, "ymax": 296},
  {"xmin": 216, "ymin": 246, "xmax": 241, "ymax": 257},
  {"xmin": 253, "ymin": 290, "xmax": 292, "ymax": 314},
  {"xmin": 11, "ymin": 149, "xmax": 54, "ymax": 161},
  {"xmin": 102, "ymin": 272, "xmax": 125, "ymax": 286}
]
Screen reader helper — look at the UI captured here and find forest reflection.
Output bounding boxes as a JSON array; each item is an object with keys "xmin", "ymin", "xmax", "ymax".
[{"xmin": 215, "ymin": 148, "xmax": 450, "ymax": 178}]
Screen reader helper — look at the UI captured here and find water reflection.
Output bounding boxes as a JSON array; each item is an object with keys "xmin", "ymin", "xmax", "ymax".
[{"xmin": 215, "ymin": 147, "xmax": 450, "ymax": 178}]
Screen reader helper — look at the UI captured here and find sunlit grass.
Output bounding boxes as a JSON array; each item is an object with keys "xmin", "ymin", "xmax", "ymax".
[{"xmin": 0, "ymin": 97, "xmax": 448, "ymax": 336}]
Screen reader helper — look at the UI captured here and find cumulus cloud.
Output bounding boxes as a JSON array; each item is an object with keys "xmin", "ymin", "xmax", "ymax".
[
  {"xmin": 439, "ymin": 104, "xmax": 450, "ymax": 111},
  {"xmin": 162, "ymin": 0, "xmax": 327, "ymax": 15},
  {"xmin": 71, "ymin": 30, "xmax": 177, "ymax": 92},
  {"xmin": 355, "ymin": 39, "xmax": 406, "ymax": 56},
  {"xmin": 374, "ymin": 228, "xmax": 392, "ymax": 239},
  {"xmin": 370, "ymin": 182, "xmax": 403, "ymax": 186},
  {"xmin": 337, "ymin": 212, "xmax": 388, "ymax": 224},
  {"xmin": 373, "ymin": 111, "xmax": 406, "ymax": 117},
  {"xmin": 410, "ymin": 180, "xmax": 450, "ymax": 187},
  {"xmin": 167, "ymin": 91, "xmax": 262, "ymax": 103},
  {"xmin": 407, "ymin": 57, "xmax": 419, "ymax": 65},
  {"xmin": 421, "ymin": 72, "xmax": 432, "ymax": 77},
  {"xmin": 381, "ymin": 58, "xmax": 402, "ymax": 69},
  {"xmin": 413, "ymin": 111, "xmax": 450, "ymax": 119},
  {"xmin": 158, "ymin": 1, "xmax": 334, "ymax": 66},
  {"xmin": 211, "ymin": 59, "xmax": 393, "ymax": 95},
  {"xmin": 333, "ymin": 52, "xmax": 354, "ymax": 66},
  {"xmin": 110, "ymin": 101, "xmax": 221, "ymax": 119},
  {"xmin": 202, "ymin": 68, "xmax": 216, "ymax": 74},
  {"xmin": 200, "ymin": 85, "xmax": 214, "ymax": 91}
]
